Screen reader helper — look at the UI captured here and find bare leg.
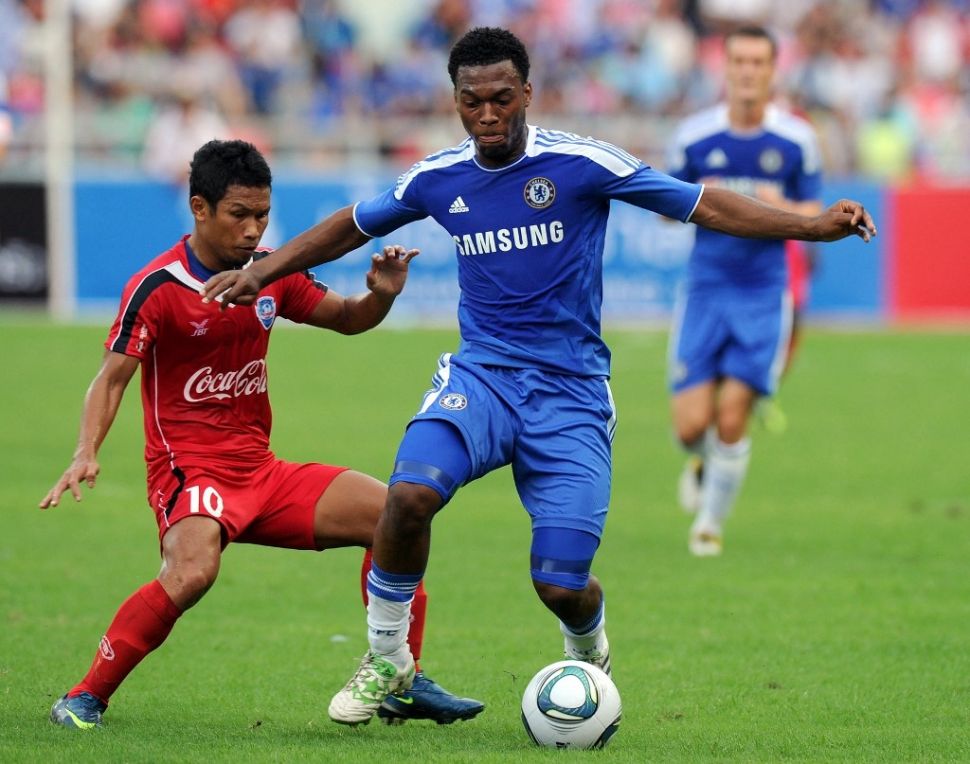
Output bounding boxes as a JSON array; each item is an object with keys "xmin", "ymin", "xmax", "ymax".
[
  {"xmin": 158, "ymin": 515, "xmax": 222, "ymax": 610},
  {"xmin": 533, "ymin": 577, "xmax": 603, "ymax": 627},
  {"xmin": 371, "ymin": 482, "xmax": 443, "ymax": 574},
  {"xmin": 311, "ymin": 469, "xmax": 386, "ymax": 550},
  {"xmin": 671, "ymin": 379, "xmax": 717, "ymax": 449}
]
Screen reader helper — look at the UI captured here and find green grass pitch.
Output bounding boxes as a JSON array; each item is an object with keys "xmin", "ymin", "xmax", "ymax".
[{"xmin": 1, "ymin": 320, "xmax": 968, "ymax": 762}]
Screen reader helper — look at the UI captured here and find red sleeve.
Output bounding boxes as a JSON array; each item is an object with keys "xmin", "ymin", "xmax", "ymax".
[
  {"xmin": 277, "ymin": 270, "xmax": 329, "ymax": 324},
  {"xmin": 104, "ymin": 271, "xmax": 162, "ymax": 359}
]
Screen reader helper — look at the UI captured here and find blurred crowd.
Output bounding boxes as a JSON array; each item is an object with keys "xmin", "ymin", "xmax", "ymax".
[{"xmin": 1, "ymin": 0, "xmax": 968, "ymax": 182}]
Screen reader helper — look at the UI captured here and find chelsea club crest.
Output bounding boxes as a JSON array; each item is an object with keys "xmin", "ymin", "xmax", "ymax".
[
  {"xmin": 255, "ymin": 296, "xmax": 277, "ymax": 330},
  {"xmin": 759, "ymin": 148, "xmax": 783, "ymax": 174},
  {"xmin": 524, "ymin": 177, "xmax": 556, "ymax": 209},
  {"xmin": 439, "ymin": 393, "xmax": 468, "ymax": 411}
]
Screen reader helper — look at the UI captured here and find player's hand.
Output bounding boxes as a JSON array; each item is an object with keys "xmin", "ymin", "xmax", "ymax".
[
  {"xmin": 815, "ymin": 199, "xmax": 878, "ymax": 243},
  {"xmin": 201, "ymin": 268, "xmax": 262, "ymax": 308},
  {"xmin": 39, "ymin": 456, "xmax": 101, "ymax": 509},
  {"xmin": 366, "ymin": 245, "xmax": 419, "ymax": 298}
]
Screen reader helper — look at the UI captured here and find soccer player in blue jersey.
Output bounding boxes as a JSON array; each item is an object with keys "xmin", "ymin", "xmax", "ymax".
[
  {"xmin": 667, "ymin": 25, "xmax": 825, "ymax": 556},
  {"xmin": 202, "ymin": 27, "xmax": 875, "ymax": 726}
]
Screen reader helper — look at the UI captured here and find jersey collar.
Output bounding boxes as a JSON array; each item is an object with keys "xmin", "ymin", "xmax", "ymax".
[
  {"xmin": 471, "ymin": 125, "xmax": 536, "ymax": 173},
  {"xmin": 183, "ymin": 237, "xmax": 220, "ymax": 282}
]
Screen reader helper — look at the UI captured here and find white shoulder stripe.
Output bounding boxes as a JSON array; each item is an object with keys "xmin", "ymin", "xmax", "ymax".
[
  {"xmin": 110, "ymin": 259, "xmax": 200, "ymax": 352},
  {"xmin": 764, "ymin": 106, "xmax": 822, "ymax": 175},
  {"xmin": 394, "ymin": 140, "xmax": 475, "ymax": 199},
  {"xmin": 672, "ymin": 105, "xmax": 729, "ymax": 151},
  {"xmin": 164, "ymin": 260, "xmax": 203, "ymax": 290},
  {"xmin": 530, "ymin": 126, "xmax": 641, "ymax": 177}
]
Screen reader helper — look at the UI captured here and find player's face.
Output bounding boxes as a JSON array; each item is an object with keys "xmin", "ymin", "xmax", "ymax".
[
  {"xmin": 454, "ymin": 61, "xmax": 532, "ymax": 169},
  {"xmin": 191, "ymin": 184, "xmax": 270, "ymax": 270},
  {"xmin": 725, "ymin": 36, "xmax": 775, "ymax": 108}
]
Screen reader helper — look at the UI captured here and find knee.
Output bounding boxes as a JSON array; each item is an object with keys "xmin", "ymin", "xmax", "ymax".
[
  {"xmin": 676, "ymin": 421, "xmax": 708, "ymax": 450},
  {"xmin": 715, "ymin": 409, "xmax": 749, "ymax": 442},
  {"xmin": 533, "ymin": 579, "xmax": 585, "ymax": 616},
  {"xmin": 673, "ymin": 406, "xmax": 711, "ymax": 448},
  {"xmin": 384, "ymin": 483, "xmax": 442, "ymax": 532},
  {"xmin": 160, "ymin": 556, "xmax": 219, "ymax": 609}
]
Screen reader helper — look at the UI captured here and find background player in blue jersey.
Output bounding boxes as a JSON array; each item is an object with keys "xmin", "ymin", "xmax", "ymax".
[
  {"xmin": 666, "ymin": 26, "xmax": 825, "ymax": 557},
  {"xmin": 202, "ymin": 27, "xmax": 875, "ymax": 726}
]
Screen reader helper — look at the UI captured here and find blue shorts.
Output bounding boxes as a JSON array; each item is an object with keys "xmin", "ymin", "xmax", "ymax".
[
  {"xmin": 668, "ymin": 287, "xmax": 793, "ymax": 396},
  {"xmin": 390, "ymin": 354, "xmax": 616, "ymax": 539}
]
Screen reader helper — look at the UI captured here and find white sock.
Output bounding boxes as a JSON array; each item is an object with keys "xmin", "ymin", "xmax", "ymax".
[
  {"xmin": 696, "ymin": 437, "xmax": 751, "ymax": 530},
  {"xmin": 366, "ymin": 596, "xmax": 412, "ymax": 668},
  {"xmin": 561, "ymin": 602, "xmax": 608, "ymax": 659}
]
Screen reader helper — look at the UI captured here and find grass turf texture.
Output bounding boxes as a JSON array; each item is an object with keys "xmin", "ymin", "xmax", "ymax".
[{"xmin": 1, "ymin": 321, "xmax": 968, "ymax": 762}]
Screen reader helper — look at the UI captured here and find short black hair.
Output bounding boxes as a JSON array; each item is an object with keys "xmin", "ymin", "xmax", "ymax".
[
  {"xmin": 188, "ymin": 139, "xmax": 272, "ymax": 208},
  {"xmin": 447, "ymin": 27, "xmax": 530, "ymax": 87},
  {"xmin": 726, "ymin": 24, "xmax": 778, "ymax": 60}
]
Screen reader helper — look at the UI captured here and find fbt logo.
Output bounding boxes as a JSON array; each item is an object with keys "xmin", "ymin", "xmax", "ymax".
[{"xmin": 190, "ymin": 319, "xmax": 210, "ymax": 337}]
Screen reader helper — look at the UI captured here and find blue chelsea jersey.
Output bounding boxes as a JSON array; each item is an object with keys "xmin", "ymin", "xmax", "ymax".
[
  {"xmin": 668, "ymin": 104, "xmax": 822, "ymax": 291},
  {"xmin": 355, "ymin": 125, "xmax": 703, "ymax": 377}
]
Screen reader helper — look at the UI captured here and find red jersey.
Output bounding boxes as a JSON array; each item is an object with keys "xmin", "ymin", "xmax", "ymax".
[{"xmin": 105, "ymin": 236, "xmax": 326, "ymax": 471}]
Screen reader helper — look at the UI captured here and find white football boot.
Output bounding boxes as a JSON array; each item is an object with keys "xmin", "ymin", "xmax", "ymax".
[
  {"xmin": 328, "ymin": 651, "xmax": 415, "ymax": 725},
  {"xmin": 565, "ymin": 635, "xmax": 612, "ymax": 678},
  {"xmin": 688, "ymin": 519, "xmax": 723, "ymax": 557}
]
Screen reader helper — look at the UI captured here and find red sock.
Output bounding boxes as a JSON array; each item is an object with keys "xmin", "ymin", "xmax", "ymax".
[
  {"xmin": 409, "ymin": 581, "xmax": 427, "ymax": 667},
  {"xmin": 71, "ymin": 579, "xmax": 182, "ymax": 705},
  {"xmin": 361, "ymin": 548, "xmax": 427, "ymax": 670}
]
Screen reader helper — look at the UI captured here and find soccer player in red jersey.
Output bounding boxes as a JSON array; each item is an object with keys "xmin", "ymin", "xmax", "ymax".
[{"xmin": 40, "ymin": 139, "xmax": 483, "ymax": 729}]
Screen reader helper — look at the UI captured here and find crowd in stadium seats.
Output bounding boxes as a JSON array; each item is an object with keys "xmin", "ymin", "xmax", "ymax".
[{"xmin": 0, "ymin": 0, "xmax": 968, "ymax": 180}]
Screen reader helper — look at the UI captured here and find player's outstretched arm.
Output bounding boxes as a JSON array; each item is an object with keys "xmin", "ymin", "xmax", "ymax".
[
  {"xmin": 39, "ymin": 351, "xmax": 140, "ymax": 509},
  {"xmin": 691, "ymin": 187, "xmax": 877, "ymax": 243},
  {"xmin": 201, "ymin": 205, "xmax": 372, "ymax": 307},
  {"xmin": 304, "ymin": 245, "xmax": 419, "ymax": 335}
]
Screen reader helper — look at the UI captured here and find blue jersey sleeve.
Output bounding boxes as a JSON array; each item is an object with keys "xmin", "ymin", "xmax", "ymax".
[
  {"xmin": 784, "ymin": 117, "xmax": 823, "ymax": 202},
  {"xmin": 791, "ymin": 154, "xmax": 822, "ymax": 202},
  {"xmin": 353, "ymin": 181, "xmax": 429, "ymax": 238},
  {"xmin": 594, "ymin": 163, "xmax": 703, "ymax": 223}
]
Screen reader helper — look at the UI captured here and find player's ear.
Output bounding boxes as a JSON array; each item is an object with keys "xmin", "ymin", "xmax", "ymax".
[
  {"xmin": 523, "ymin": 81, "xmax": 532, "ymax": 108},
  {"xmin": 189, "ymin": 195, "xmax": 208, "ymax": 222}
]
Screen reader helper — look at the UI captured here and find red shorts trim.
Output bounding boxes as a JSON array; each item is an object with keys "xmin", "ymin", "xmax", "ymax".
[{"xmin": 147, "ymin": 458, "xmax": 348, "ymax": 550}]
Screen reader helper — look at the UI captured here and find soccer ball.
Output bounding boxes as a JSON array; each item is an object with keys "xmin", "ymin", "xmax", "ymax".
[{"xmin": 520, "ymin": 660, "xmax": 621, "ymax": 750}]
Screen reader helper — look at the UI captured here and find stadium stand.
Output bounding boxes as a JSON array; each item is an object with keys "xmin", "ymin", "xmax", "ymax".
[{"xmin": 0, "ymin": 0, "xmax": 967, "ymax": 179}]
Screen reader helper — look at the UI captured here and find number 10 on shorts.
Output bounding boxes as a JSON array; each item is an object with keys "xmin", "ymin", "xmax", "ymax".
[{"xmin": 186, "ymin": 485, "xmax": 224, "ymax": 518}]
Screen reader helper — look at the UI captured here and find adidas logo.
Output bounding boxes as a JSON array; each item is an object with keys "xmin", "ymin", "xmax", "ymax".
[
  {"xmin": 449, "ymin": 196, "xmax": 470, "ymax": 214},
  {"xmin": 705, "ymin": 148, "xmax": 728, "ymax": 169}
]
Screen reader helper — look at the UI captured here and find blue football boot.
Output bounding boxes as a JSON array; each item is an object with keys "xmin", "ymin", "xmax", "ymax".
[
  {"xmin": 50, "ymin": 692, "xmax": 107, "ymax": 729},
  {"xmin": 377, "ymin": 671, "xmax": 485, "ymax": 725}
]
